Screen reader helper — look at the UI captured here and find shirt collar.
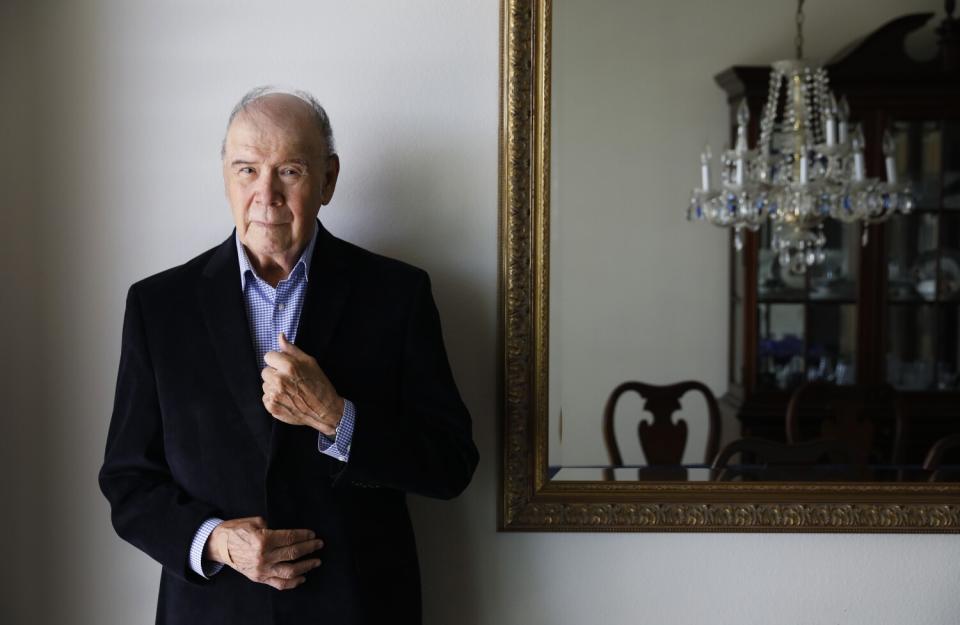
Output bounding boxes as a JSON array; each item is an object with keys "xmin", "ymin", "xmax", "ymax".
[{"xmin": 236, "ymin": 221, "xmax": 318, "ymax": 290}]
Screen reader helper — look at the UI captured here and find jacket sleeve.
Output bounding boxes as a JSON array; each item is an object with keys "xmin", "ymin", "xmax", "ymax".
[
  {"xmin": 335, "ymin": 272, "xmax": 479, "ymax": 499},
  {"xmin": 99, "ymin": 285, "xmax": 220, "ymax": 584}
]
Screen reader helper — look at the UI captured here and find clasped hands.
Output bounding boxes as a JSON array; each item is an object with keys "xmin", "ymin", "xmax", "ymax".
[
  {"xmin": 206, "ymin": 516, "xmax": 323, "ymax": 590},
  {"xmin": 206, "ymin": 334, "xmax": 342, "ymax": 590}
]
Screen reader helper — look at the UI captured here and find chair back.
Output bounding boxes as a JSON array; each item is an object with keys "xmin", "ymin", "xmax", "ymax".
[
  {"xmin": 923, "ymin": 432, "xmax": 960, "ymax": 482},
  {"xmin": 711, "ymin": 437, "xmax": 852, "ymax": 481},
  {"xmin": 785, "ymin": 381, "xmax": 898, "ymax": 465},
  {"xmin": 602, "ymin": 380, "xmax": 720, "ymax": 467}
]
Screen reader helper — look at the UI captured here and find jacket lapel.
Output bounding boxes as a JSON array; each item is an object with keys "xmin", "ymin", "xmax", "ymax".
[
  {"xmin": 268, "ymin": 223, "xmax": 354, "ymax": 475},
  {"xmin": 294, "ymin": 222, "xmax": 353, "ymax": 365},
  {"xmin": 198, "ymin": 233, "xmax": 272, "ymax": 458}
]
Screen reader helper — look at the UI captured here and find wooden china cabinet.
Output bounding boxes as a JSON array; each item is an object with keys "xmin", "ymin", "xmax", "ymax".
[{"xmin": 717, "ymin": 9, "xmax": 960, "ymax": 464}]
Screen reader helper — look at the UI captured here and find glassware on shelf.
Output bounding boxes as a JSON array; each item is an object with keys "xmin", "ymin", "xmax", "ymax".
[
  {"xmin": 809, "ymin": 249, "xmax": 855, "ymax": 299},
  {"xmin": 888, "ymin": 259, "xmax": 916, "ymax": 300},
  {"xmin": 835, "ymin": 359, "xmax": 855, "ymax": 385},
  {"xmin": 887, "ymin": 212, "xmax": 939, "ymax": 301},
  {"xmin": 807, "ymin": 220, "xmax": 857, "ymax": 300},
  {"xmin": 886, "ymin": 305, "xmax": 938, "ymax": 390},
  {"xmin": 758, "ymin": 249, "xmax": 805, "ymax": 299},
  {"xmin": 937, "ymin": 366, "xmax": 958, "ymax": 390},
  {"xmin": 758, "ymin": 323, "xmax": 805, "ymax": 390},
  {"xmin": 756, "ymin": 268, "xmax": 807, "ymax": 390},
  {"xmin": 911, "ymin": 249, "xmax": 960, "ymax": 301},
  {"xmin": 943, "ymin": 121, "xmax": 960, "ymax": 210},
  {"xmin": 807, "ymin": 304, "xmax": 856, "ymax": 384},
  {"xmin": 891, "ymin": 121, "xmax": 941, "ymax": 210}
]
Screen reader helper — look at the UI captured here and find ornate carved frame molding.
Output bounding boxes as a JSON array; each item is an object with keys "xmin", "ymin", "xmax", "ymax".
[{"xmin": 498, "ymin": 0, "xmax": 960, "ymax": 532}]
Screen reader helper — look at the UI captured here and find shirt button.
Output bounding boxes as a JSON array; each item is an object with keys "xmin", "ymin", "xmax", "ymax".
[{"xmin": 277, "ymin": 302, "xmax": 285, "ymax": 311}]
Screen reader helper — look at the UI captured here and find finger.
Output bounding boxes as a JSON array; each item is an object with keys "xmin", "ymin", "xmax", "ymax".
[
  {"xmin": 266, "ymin": 539, "xmax": 325, "ymax": 564},
  {"xmin": 269, "ymin": 558, "xmax": 322, "ymax": 580},
  {"xmin": 264, "ymin": 576, "xmax": 306, "ymax": 591},
  {"xmin": 261, "ymin": 366, "xmax": 279, "ymax": 383},
  {"xmin": 263, "ymin": 401, "xmax": 294, "ymax": 425},
  {"xmin": 266, "ymin": 528, "xmax": 317, "ymax": 547},
  {"xmin": 263, "ymin": 393, "xmax": 299, "ymax": 424},
  {"xmin": 264, "ymin": 351, "xmax": 296, "ymax": 374},
  {"xmin": 262, "ymin": 378, "xmax": 290, "ymax": 401},
  {"xmin": 278, "ymin": 332, "xmax": 302, "ymax": 356}
]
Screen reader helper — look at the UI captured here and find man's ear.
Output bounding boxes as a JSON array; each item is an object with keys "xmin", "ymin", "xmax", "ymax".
[{"xmin": 321, "ymin": 154, "xmax": 340, "ymax": 206}]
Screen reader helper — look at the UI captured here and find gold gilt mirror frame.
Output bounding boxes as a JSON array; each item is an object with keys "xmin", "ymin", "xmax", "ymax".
[{"xmin": 498, "ymin": 0, "xmax": 960, "ymax": 532}]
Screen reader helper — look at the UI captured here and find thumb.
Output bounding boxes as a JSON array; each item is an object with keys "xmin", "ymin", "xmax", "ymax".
[{"xmin": 279, "ymin": 332, "xmax": 307, "ymax": 359}]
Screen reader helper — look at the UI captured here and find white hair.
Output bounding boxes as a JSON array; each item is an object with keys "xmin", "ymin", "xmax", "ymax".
[{"xmin": 221, "ymin": 86, "xmax": 336, "ymax": 158}]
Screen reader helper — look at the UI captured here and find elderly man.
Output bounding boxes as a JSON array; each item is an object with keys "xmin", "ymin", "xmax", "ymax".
[{"xmin": 99, "ymin": 87, "xmax": 478, "ymax": 625}]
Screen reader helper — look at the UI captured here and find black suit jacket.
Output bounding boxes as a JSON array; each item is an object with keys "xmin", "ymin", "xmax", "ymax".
[{"xmin": 99, "ymin": 223, "xmax": 478, "ymax": 625}]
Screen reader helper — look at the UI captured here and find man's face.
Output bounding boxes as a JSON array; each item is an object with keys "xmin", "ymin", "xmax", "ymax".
[{"xmin": 222, "ymin": 94, "xmax": 339, "ymax": 263}]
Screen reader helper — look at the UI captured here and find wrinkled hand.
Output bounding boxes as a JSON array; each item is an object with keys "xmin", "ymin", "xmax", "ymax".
[
  {"xmin": 262, "ymin": 333, "xmax": 344, "ymax": 437},
  {"xmin": 206, "ymin": 516, "xmax": 323, "ymax": 591}
]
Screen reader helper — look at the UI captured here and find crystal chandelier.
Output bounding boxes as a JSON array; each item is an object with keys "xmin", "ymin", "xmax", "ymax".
[{"xmin": 687, "ymin": 1, "xmax": 914, "ymax": 273}]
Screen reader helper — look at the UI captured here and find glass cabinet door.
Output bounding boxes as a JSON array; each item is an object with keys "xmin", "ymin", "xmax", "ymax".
[
  {"xmin": 885, "ymin": 120, "xmax": 960, "ymax": 391},
  {"xmin": 754, "ymin": 218, "xmax": 860, "ymax": 390}
]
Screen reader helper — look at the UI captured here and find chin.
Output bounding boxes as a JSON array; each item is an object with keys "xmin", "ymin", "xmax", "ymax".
[{"xmin": 246, "ymin": 231, "xmax": 291, "ymax": 253}]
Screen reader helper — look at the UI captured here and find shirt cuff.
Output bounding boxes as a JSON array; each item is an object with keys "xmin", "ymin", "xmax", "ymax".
[
  {"xmin": 189, "ymin": 517, "xmax": 225, "ymax": 579},
  {"xmin": 318, "ymin": 399, "xmax": 355, "ymax": 462}
]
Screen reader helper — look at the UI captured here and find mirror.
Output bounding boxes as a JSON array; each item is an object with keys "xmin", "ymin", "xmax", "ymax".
[{"xmin": 500, "ymin": 0, "xmax": 960, "ymax": 530}]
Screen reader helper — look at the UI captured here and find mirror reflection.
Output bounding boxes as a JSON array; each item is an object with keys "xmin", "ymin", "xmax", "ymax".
[{"xmin": 546, "ymin": 0, "xmax": 959, "ymax": 482}]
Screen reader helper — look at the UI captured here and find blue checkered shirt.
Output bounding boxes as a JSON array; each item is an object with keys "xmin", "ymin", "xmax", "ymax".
[{"xmin": 188, "ymin": 225, "xmax": 356, "ymax": 578}]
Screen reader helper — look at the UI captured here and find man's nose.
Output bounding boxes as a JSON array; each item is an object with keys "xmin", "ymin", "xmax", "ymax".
[{"xmin": 255, "ymin": 172, "xmax": 283, "ymax": 206}]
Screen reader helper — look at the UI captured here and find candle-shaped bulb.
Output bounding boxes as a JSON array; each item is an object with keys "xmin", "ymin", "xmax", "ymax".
[
  {"xmin": 851, "ymin": 124, "xmax": 865, "ymax": 182},
  {"xmin": 700, "ymin": 144, "xmax": 711, "ymax": 191},
  {"xmin": 734, "ymin": 100, "xmax": 749, "ymax": 153},
  {"xmin": 883, "ymin": 130, "xmax": 897, "ymax": 183},
  {"xmin": 882, "ymin": 129, "xmax": 895, "ymax": 156},
  {"xmin": 736, "ymin": 99, "xmax": 750, "ymax": 127},
  {"xmin": 837, "ymin": 96, "xmax": 851, "ymax": 144},
  {"xmin": 851, "ymin": 124, "xmax": 865, "ymax": 152},
  {"xmin": 825, "ymin": 92, "xmax": 838, "ymax": 117},
  {"xmin": 837, "ymin": 96, "xmax": 850, "ymax": 121},
  {"xmin": 823, "ymin": 96, "xmax": 837, "ymax": 147}
]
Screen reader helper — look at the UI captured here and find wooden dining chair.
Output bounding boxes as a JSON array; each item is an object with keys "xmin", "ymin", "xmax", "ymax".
[
  {"xmin": 923, "ymin": 432, "xmax": 960, "ymax": 482},
  {"xmin": 711, "ymin": 437, "xmax": 853, "ymax": 481},
  {"xmin": 785, "ymin": 381, "xmax": 899, "ymax": 466},
  {"xmin": 602, "ymin": 380, "xmax": 721, "ymax": 473}
]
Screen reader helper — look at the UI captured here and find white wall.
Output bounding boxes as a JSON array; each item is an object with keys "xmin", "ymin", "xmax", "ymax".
[
  {"xmin": 1, "ymin": 1, "xmax": 958, "ymax": 624},
  {"xmin": 1, "ymin": 2, "xmax": 44, "ymax": 623}
]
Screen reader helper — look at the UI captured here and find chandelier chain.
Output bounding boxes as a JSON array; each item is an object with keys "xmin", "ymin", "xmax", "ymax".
[{"xmin": 795, "ymin": 0, "xmax": 805, "ymax": 59}]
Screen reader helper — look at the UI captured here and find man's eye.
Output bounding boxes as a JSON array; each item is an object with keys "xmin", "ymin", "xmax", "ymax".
[
  {"xmin": 238, "ymin": 167, "xmax": 255, "ymax": 175},
  {"xmin": 281, "ymin": 169, "xmax": 301, "ymax": 177}
]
